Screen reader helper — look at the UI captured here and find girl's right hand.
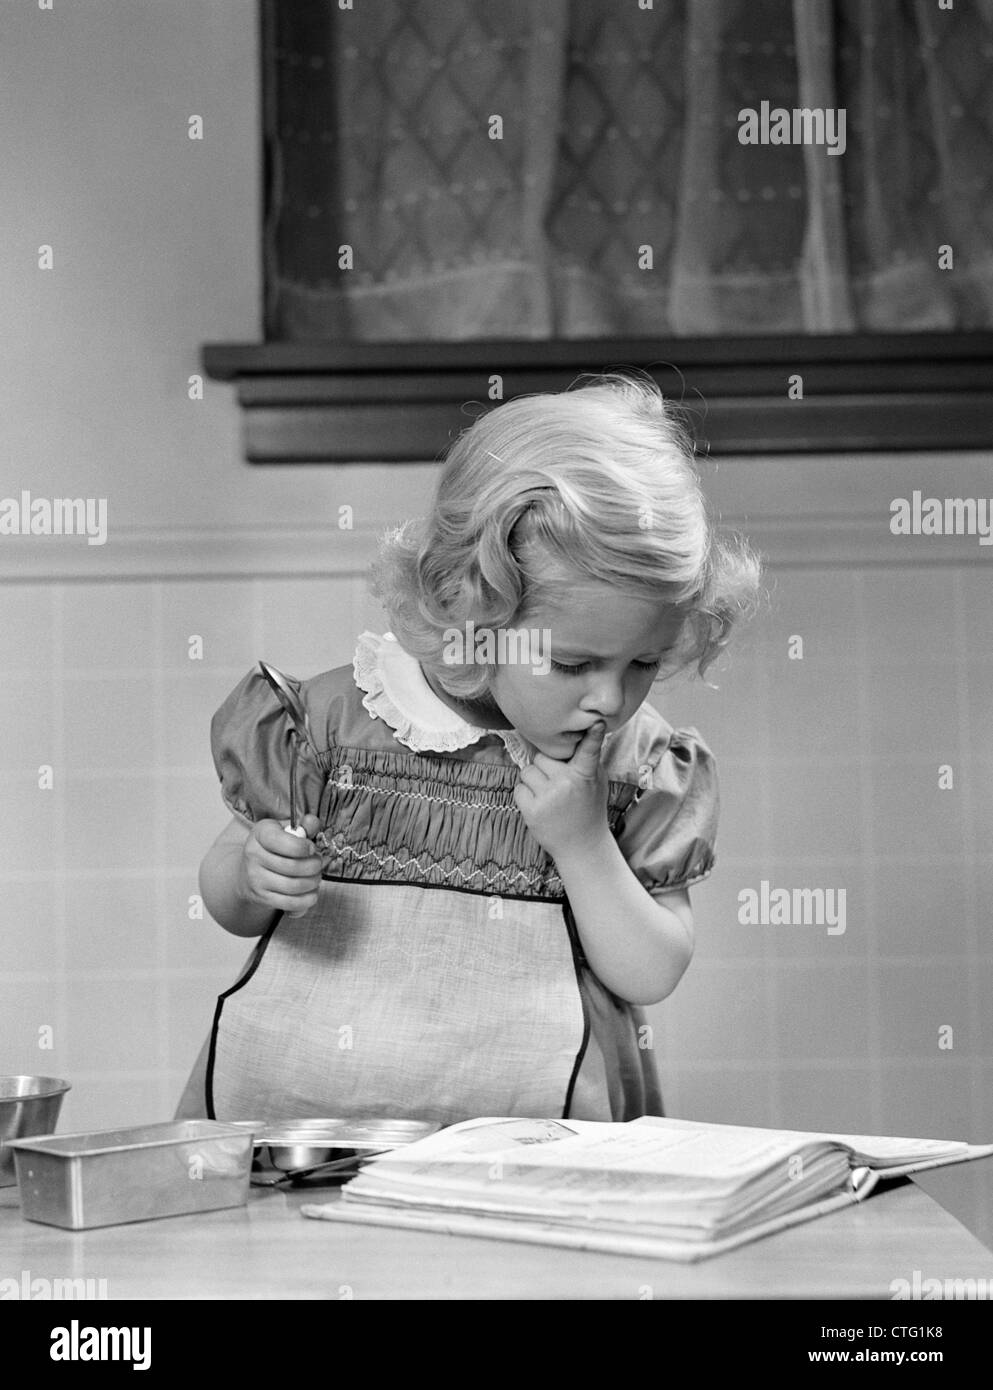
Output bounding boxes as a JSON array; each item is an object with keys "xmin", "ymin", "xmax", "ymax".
[{"xmin": 238, "ymin": 814, "xmax": 323, "ymax": 919}]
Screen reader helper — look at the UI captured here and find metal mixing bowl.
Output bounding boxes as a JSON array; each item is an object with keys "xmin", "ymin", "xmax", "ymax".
[{"xmin": 0, "ymin": 1076, "xmax": 71, "ymax": 1187}]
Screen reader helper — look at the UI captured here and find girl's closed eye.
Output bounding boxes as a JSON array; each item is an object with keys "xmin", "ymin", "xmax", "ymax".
[{"xmin": 551, "ymin": 658, "xmax": 663, "ymax": 675}]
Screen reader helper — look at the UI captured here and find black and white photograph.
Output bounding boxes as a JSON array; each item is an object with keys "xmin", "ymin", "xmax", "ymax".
[{"xmin": 1, "ymin": 0, "xmax": 992, "ymax": 1339}]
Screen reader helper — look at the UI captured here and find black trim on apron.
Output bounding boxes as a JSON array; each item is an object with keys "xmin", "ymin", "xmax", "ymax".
[
  {"xmin": 205, "ymin": 915, "xmax": 281, "ymax": 1120},
  {"xmin": 560, "ymin": 895, "xmax": 592, "ymax": 1121}
]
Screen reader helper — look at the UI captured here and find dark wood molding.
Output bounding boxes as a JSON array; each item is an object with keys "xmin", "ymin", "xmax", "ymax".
[{"xmin": 202, "ymin": 333, "xmax": 993, "ymax": 460}]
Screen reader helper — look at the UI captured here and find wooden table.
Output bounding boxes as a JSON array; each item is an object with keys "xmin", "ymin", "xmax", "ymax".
[{"xmin": 3, "ymin": 1172, "xmax": 993, "ymax": 1300}]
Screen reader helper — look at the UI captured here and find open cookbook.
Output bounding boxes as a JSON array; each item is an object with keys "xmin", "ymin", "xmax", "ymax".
[{"xmin": 300, "ymin": 1114, "xmax": 993, "ymax": 1261}]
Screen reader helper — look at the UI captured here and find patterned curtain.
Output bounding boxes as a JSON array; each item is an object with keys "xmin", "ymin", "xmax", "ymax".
[{"xmin": 264, "ymin": 0, "xmax": 993, "ymax": 339}]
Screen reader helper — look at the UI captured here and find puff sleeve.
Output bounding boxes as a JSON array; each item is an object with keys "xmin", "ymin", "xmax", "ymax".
[
  {"xmin": 614, "ymin": 726, "xmax": 719, "ymax": 896},
  {"xmin": 210, "ymin": 669, "xmax": 328, "ymax": 827}
]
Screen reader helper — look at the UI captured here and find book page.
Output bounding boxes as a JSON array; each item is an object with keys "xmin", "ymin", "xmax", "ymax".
[
  {"xmin": 632, "ymin": 1115, "xmax": 993, "ymax": 1170},
  {"xmin": 807, "ymin": 1133, "xmax": 993, "ymax": 1167},
  {"xmin": 392, "ymin": 1117, "xmax": 584, "ymax": 1153},
  {"xmin": 354, "ymin": 1115, "xmax": 845, "ymax": 1201}
]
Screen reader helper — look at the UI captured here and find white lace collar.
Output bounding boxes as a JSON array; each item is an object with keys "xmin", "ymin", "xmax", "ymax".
[{"xmin": 352, "ymin": 631, "xmax": 536, "ymax": 768}]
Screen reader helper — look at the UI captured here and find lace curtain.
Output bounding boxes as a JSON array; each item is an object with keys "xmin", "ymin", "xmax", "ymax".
[{"xmin": 264, "ymin": 0, "xmax": 993, "ymax": 339}]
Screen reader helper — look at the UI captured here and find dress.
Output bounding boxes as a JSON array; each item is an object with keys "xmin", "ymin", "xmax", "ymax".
[{"xmin": 175, "ymin": 631, "xmax": 719, "ymax": 1126}]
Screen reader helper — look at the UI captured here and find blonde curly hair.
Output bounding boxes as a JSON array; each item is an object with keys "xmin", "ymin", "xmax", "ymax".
[{"xmin": 369, "ymin": 371, "xmax": 763, "ymax": 699}]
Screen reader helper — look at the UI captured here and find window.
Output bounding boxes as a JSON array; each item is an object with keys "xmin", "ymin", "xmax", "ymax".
[{"xmin": 203, "ymin": 1, "xmax": 993, "ymax": 459}]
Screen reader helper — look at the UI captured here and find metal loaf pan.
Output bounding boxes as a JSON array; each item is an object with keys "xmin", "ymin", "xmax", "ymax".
[{"xmin": 9, "ymin": 1120, "xmax": 253, "ymax": 1230}]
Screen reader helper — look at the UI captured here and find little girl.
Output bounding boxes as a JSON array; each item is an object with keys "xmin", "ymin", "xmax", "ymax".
[{"xmin": 176, "ymin": 373, "xmax": 760, "ymax": 1125}]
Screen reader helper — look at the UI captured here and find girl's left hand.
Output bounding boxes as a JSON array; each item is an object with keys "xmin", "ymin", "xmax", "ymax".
[{"xmin": 513, "ymin": 720, "xmax": 610, "ymax": 861}]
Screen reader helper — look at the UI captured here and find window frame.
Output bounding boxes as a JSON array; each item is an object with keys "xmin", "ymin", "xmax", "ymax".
[{"xmin": 202, "ymin": 332, "xmax": 993, "ymax": 461}]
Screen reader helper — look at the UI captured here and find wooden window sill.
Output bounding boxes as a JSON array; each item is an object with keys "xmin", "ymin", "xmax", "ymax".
[{"xmin": 201, "ymin": 333, "xmax": 993, "ymax": 461}]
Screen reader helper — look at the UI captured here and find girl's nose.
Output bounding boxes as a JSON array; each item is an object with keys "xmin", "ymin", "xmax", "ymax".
[{"xmin": 581, "ymin": 678, "xmax": 625, "ymax": 720}]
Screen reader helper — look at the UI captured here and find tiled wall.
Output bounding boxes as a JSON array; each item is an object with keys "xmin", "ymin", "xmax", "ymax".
[
  {"xmin": 2, "ymin": 548, "xmax": 989, "ymax": 1142},
  {"xmin": 653, "ymin": 564, "xmax": 993, "ymax": 1142}
]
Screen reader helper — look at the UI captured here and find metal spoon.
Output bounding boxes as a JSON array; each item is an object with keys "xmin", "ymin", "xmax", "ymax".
[
  {"xmin": 258, "ymin": 661, "xmax": 316, "ymax": 750},
  {"xmin": 258, "ymin": 661, "xmax": 316, "ymax": 837}
]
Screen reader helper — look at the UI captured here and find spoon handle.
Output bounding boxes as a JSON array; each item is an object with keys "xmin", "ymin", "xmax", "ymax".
[{"xmin": 286, "ymin": 734, "xmax": 303, "ymax": 833}]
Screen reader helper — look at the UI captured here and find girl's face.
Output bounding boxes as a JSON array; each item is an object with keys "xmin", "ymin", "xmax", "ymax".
[{"xmin": 489, "ymin": 583, "xmax": 687, "ymax": 759}]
